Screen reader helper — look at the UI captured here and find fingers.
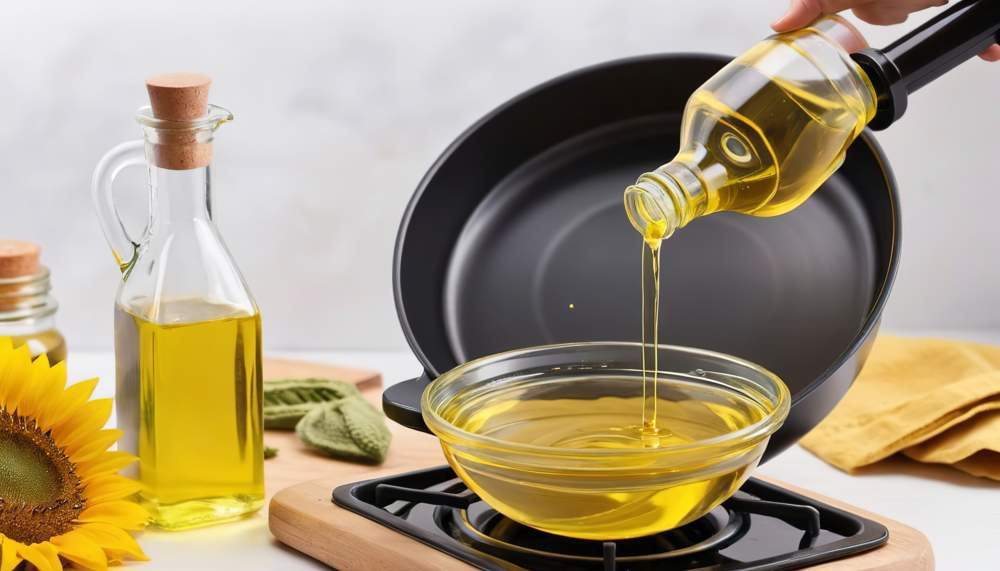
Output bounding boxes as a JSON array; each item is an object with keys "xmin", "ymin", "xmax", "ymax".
[
  {"xmin": 852, "ymin": 0, "xmax": 947, "ymax": 25},
  {"xmin": 773, "ymin": 0, "xmax": 949, "ymax": 32},
  {"xmin": 852, "ymin": 4, "xmax": 911, "ymax": 24},
  {"xmin": 772, "ymin": 0, "xmax": 818, "ymax": 32},
  {"xmin": 980, "ymin": 44, "xmax": 1000, "ymax": 62},
  {"xmin": 772, "ymin": 0, "xmax": 865, "ymax": 32},
  {"xmin": 768, "ymin": 0, "xmax": 998, "ymax": 64}
]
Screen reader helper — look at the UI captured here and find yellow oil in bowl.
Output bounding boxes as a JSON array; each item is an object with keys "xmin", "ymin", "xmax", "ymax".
[{"xmin": 423, "ymin": 344, "xmax": 789, "ymax": 541}]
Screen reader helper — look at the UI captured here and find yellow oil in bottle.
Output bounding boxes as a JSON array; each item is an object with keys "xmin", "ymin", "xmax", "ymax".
[
  {"xmin": 625, "ymin": 21, "xmax": 876, "ymax": 238},
  {"xmin": 677, "ymin": 63, "xmax": 872, "ymax": 218},
  {"xmin": 439, "ymin": 375, "xmax": 768, "ymax": 538},
  {"xmin": 115, "ymin": 298, "xmax": 263, "ymax": 530}
]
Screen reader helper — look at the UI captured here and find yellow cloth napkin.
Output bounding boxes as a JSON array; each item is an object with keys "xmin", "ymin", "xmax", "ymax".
[{"xmin": 800, "ymin": 335, "xmax": 1000, "ymax": 480}]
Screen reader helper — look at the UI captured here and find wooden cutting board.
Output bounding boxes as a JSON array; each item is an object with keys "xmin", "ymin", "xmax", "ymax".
[{"xmin": 264, "ymin": 359, "xmax": 934, "ymax": 570}]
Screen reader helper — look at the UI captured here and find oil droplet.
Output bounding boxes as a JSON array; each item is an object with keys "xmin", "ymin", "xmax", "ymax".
[{"xmin": 568, "ymin": 303, "xmax": 575, "ymax": 310}]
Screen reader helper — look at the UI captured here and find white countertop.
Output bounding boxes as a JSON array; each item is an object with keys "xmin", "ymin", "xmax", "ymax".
[{"xmin": 70, "ymin": 343, "xmax": 998, "ymax": 571}]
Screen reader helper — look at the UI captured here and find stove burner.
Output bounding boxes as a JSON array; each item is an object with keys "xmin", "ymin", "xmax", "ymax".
[
  {"xmin": 333, "ymin": 466, "xmax": 889, "ymax": 571},
  {"xmin": 439, "ymin": 502, "xmax": 748, "ymax": 567}
]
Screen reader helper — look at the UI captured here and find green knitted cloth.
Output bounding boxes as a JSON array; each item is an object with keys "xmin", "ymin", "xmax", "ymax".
[
  {"xmin": 263, "ymin": 378, "xmax": 361, "ymax": 429},
  {"xmin": 296, "ymin": 398, "xmax": 392, "ymax": 464},
  {"xmin": 263, "ymin": 378, "xmax": 391, "ymax": 463}
]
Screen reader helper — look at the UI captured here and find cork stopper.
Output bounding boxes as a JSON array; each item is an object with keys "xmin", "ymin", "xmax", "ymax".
[
  {"xmin": 145, "ymin": 72, "xmax": 214, "ymax": 170},
  {"xmin": 0, "ymin": 240, "xmax": 40, "ymax": 279}
]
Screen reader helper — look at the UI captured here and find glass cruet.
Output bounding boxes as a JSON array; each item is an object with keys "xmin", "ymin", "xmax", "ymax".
[{"xmin": 90, "ymin": 73, "xmax": 264, "ymax": 529}]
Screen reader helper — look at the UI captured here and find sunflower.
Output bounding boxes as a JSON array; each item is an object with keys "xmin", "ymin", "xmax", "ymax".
[{"xmin": 0, "ymin": 338, "xmax": 148, "ymax": 571}]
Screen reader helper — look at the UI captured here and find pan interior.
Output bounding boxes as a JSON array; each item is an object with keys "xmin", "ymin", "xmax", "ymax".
[{"xmin": 443, "ymin": 114, "xmax": 877, "ymax": 395}]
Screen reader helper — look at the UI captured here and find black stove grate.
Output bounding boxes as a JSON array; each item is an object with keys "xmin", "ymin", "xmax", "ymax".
[{"xmin": 332, "ymin": 466, "xmax": 888, "ymax": 571}]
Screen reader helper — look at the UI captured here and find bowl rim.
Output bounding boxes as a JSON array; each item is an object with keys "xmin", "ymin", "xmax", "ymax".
[{"xmin": 421, "ymin": 341, "xmax": 792, "ymax": 459}]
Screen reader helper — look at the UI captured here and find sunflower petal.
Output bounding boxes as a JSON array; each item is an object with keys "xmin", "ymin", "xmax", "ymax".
[
  {"xmin": 77, "ymin": 523, "xmax": 149, "ymax": 562},
  {"xmin": 0, "ymin": 349, "xmax": 12, "ymax": 407},
  {"xmin": 0, "ymin": 535, "xmax": 24, "ymax": 571},
  {"xmin": 46, "ymin": 378, "xmax": 99, "ymax": 431},
  {"xmin": 2, "ymin": 344, "xmax": 34, "ymax": 413},
  {"xmin": 17, "ymin": 542, "xmax": 57, "ymax": 571},
  {"xmin": 84, "ymin": 474, "xmax": 143, "ymax": 505},
  {"xmin": 76, "ymin": 451, "xmax": 139, "ymax": 485},
  {"xmin": 78, "ymin": 500, "xmax": 149, "ymax": 531},
  {"xmin": 33, "ymin": 362, "xmax": 69, "ymax": 428},
  {"xmin": 67, "ymin": 429, "xmax": 124, "ymax": 464},
  {"xmin": 18, "ymin": 353, "xmax": 57, "ymax": 419},
  {"xmin": 62, "ymin": 377, "xmax": 100, "ymax": 406},
  {"xmin": 33, "ymin": 542, "xmax": 62, "ymax": 571},
  {"xmin": 56, "ymin": 399, "xmax": 114, "ymax": 454},
  {"xmin": 51, "ymin": 530, "xmax": 109, "ymax": 571},
  {"xmin": 11, "ymin": 357, "xmax": 43, "ymax": 417},
  {"xmin": 15, "ymin": 353, "xmax": 56, "ymax": 419}
]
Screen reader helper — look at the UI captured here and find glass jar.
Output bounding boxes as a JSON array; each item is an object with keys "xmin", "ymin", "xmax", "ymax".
[{"xmin": 0, "ymin": 244, "xmax": 66, "ymax": 363}]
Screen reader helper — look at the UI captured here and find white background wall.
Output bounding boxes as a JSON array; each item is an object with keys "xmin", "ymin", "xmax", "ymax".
[{"xmin": 2, "ymin": 0, "xmax": 998, "ymax": 351}]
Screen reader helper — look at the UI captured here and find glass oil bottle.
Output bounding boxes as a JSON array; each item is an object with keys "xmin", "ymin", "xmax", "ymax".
[
  {"xmin": 625, "ymin": 2, "xmax": 1000, "ymax": 430},
  {"xmin": 0, "ymin": 240, "xmax": 66, "ymax": 363},
  {"xmin": 623, "ymin": 17, "xmax": 875, "ymax": 433},
  {"xmin": 625, "ymin": 0, "xmax": 1000, "ymax": 234},
  {"xmin": 92, "ymin": 73, "xmax": 263, "ymax": 529},
  {"xmin": 624, "ymin": 16, "xmax": 876, "ymax": 240}
]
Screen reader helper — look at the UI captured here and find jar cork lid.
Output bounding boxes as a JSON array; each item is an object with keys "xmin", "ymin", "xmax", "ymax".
[
  {"xmin": 0, "ymin": 240, "xmax": 40, "ymax": 278},
  {"xmin": 144, "ymin": 72, "xmax": 214, "ymax": 170}
]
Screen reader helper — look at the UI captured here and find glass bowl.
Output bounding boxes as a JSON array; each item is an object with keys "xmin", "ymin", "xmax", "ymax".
[{"xmin": 422, "ymin": 342, "xmax": 790, "ymax": 540}]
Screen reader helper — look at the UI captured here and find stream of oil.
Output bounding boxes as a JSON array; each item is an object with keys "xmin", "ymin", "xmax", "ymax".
[{"xmin": 639, "ymin": 216, "xmax": 668, "ymax": 446}]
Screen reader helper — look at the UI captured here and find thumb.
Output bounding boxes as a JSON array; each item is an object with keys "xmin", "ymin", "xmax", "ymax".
[
  {"xmin": 772, "ymin": 0, "xmax": 862, "ymax": 32},
  {"xmin": 772, "ymin": 0, "xmax": 823, "ymax": 32},
  {"xmin": 980, "ymin": 44, "xmax": 1000, "ymax": 62}
]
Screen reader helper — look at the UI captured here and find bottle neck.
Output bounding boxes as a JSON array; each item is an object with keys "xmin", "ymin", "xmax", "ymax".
[
  {"xmin": 624, "ymin": 161, "xmax": 705, "ymax": 242},
  {"xmin": 149, "ymin": 165, "xmax": 213, "ymax": 232}
]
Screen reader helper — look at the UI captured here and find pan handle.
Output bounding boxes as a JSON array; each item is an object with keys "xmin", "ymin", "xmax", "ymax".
[
  {"xmin": 382, "ymin": 370, "xmax": 434, "ymax": 433},
  {"xmin": 852, "ymin": 0, "xmax": 1000, "ymax": 129}
]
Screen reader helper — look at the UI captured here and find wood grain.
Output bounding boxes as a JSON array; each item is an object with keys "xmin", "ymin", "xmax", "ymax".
[{"xmin": 264, "ymin": 358, "xmax": 933, "ymax": 570}]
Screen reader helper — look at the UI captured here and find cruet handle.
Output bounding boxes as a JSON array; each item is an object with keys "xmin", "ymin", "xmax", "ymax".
[{"xmin": 91, "ymin": 140, "xmax": 147, "ymax": 274}]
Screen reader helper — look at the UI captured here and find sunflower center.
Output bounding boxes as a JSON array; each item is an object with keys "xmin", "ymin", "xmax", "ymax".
[
  {"xmin": 0, "ymin": 408, "xmax": 85, "ymax": 544},
  {"xmin": 0, "ymin": 428, "xmax": 62, "ymax": 504}
]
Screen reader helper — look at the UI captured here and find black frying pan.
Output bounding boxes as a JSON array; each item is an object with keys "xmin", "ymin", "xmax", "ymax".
[
  {"xmin": 383, "ymin": 53, "xmax": 899, "ymax": 462},
  {"xmin": 384, "ymin": 0, "xmax": 1000, "ymax": 461}
]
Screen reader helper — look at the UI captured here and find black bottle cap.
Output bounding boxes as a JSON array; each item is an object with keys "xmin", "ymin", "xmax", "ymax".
[{"xmin": 853, "ymin": 0, "xmax": 1000, "ymax": 130}]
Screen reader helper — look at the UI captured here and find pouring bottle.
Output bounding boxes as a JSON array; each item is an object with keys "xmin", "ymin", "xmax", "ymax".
[
  {"xmin": 625, "ymin": 0, "xmax": 1000, "ymax": 241},
  {"xmin": 91, "ymin": 73, "xmax": 264, "ymax": 529}
]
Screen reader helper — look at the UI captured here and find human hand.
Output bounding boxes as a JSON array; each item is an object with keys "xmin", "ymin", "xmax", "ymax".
[{"xmin": 771, "ymin": 0, "xmax": 1000, "ymax": 61}]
